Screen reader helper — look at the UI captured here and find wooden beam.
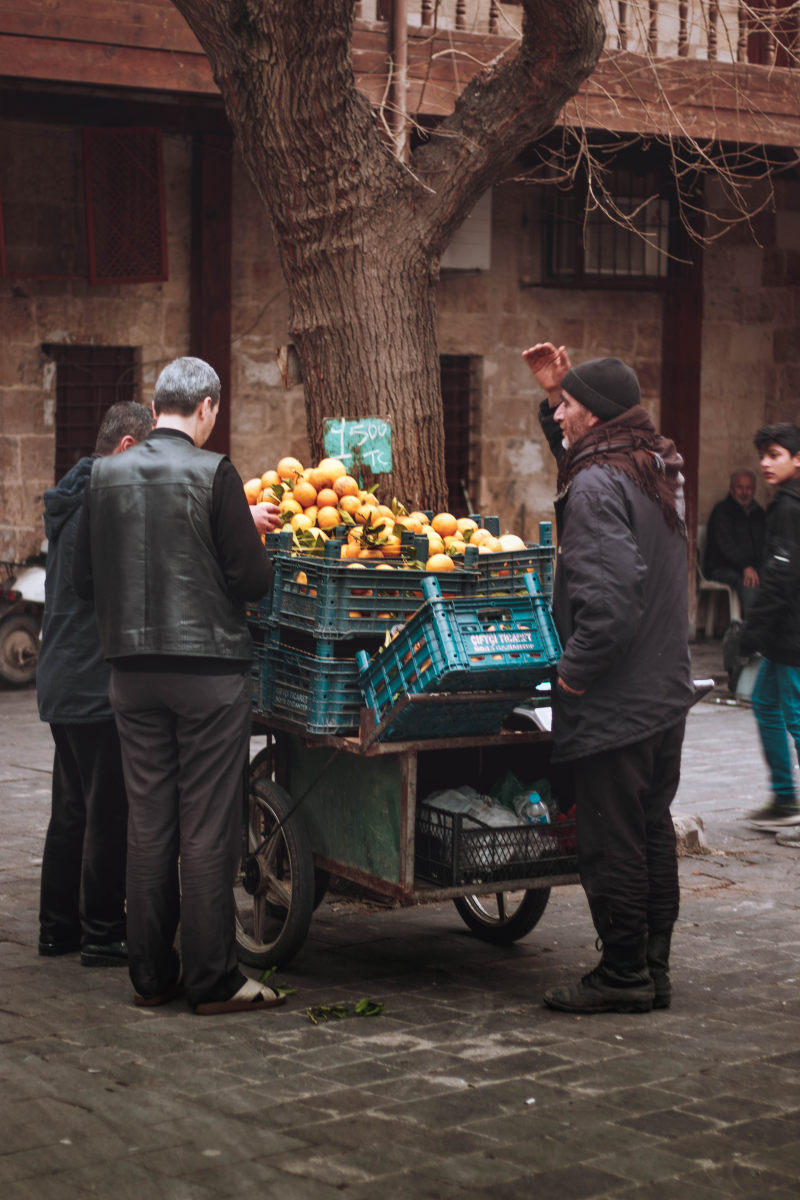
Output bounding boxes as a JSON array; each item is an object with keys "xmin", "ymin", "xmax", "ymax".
[
  {"xmin": 3, "ymin": 15, "xmax": 800, "ymax": 149},
  {"xmin": 190, "ymin": 130, "xmax": 233, "ymax": 456}
]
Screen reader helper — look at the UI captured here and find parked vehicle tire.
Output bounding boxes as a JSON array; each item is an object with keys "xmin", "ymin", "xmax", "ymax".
[
  {"xmin": 0, "ymin": 613, "xmax": 40, "ymax": 686},
  {"xmin": 234, "ymin": 751, "xmax": 315, "ymax": 969},
  {"xmin": 453, "ymin": 887, "xmax": 550, "ymax": 945}
]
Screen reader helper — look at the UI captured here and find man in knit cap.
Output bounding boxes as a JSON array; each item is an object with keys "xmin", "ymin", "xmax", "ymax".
[{"xmin": 524, "ymin": 342, "xmax": 694, "ymax": 1014}]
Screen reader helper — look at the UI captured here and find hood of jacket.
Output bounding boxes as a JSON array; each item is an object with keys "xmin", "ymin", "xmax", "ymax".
[{"xmin": 43, "ymin": 457, "xmax": 95, "ymax": 545}]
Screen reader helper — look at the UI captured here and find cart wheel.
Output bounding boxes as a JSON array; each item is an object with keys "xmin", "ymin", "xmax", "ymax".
[
  {"xmin": 453, "ymin": 887, "xmax": 550, "ymax": 945},
  {"xmin": 234, "ymin": 759, "xmax": 315, "ymax": 969},
  {"xmin": 0, "ymin": 614, "xmax": 40, "ymax": 686}
]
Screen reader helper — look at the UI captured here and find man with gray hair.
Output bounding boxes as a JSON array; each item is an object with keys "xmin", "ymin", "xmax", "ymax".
[
  {"xmin": 38, "ymin": 400, "xmax": 154, "ymax": 965},
  {"xmin": 74, "ymin": 357, "xmax": 283, "ymax": 1014},
  {"xmin": 704, "ymin": 467, "xmax": 766, "ymax": 619}
]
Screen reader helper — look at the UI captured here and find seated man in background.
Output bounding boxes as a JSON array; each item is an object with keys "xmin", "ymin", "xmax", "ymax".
[{"xmin": 704, "ymin": 468, "xmax": 766, "ymax": 618}]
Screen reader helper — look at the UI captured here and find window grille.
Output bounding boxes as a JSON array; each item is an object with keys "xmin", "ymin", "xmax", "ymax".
[
  {"xmin": 84, "ymin": 128, "xmax": 168, "ymax": 284},
  {"xmin": 46, "ymin": 344, "xmax": 138, "ymax": 480},
  {"xmin": 545, "ymin": 167, "xmax": 675, "ymax": 285},
  {"xmin": 1, "ymin": 126, "xmax": 166, "ymax": 283},
  {"xmin": 440, "ymin": 355, "xmax": 481, "ymax": 516}
]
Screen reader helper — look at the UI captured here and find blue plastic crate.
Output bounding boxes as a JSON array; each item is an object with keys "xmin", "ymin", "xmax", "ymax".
[
  {"xmin": 247, "ymin": 522, "xmax": 555, "ymax": 636},
  {"xmin": 357, "ymin": 574, "xmax": 561, "ymax": 737},
  {"xmin": 252, "ymin": 640, "xmax": 363, "ymax": 735}
]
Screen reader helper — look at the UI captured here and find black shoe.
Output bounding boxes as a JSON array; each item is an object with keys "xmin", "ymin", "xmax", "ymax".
[
  {"xmin": 647, "ymin": 929, "xmax": 673, "ymax": 1010},
  {"xmin": 544, "ymin": 966, "xmax": 655, "ymax": 1014},
  {"xmin": 38, "ymin": 936, "xmax": 81, "ymax": 957},
  {"xmin": 81, "ymin": 940, "xmax": 128, "ymax": 968}
]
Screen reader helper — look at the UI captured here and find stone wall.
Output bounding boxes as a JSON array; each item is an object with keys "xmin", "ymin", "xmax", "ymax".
[
  {"xmin": 3, "ymin": 120, "xmax": 800, "ymax": 564},
  {"xmin": 0, "ymin": 126, "xmax": 192, "ymax": 561},
  {"xmin": 699, "ymin": 176, "xmax": 800, "ymax": 523}
]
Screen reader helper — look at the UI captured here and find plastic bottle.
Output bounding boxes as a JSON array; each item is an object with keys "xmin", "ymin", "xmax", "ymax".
[{"xmin": 513, "ymin": 791, "xmax": 550, "ymax": 825}]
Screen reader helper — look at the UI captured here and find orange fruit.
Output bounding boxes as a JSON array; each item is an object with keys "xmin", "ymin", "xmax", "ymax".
[
  {"xmin": 380, "ymin": 536, "xmax": 403, "ymax": 558},
  {"xmin": 426, "ymin": 553, "xmax": 455, "ymax": 572},
  {"xmin": 316, "ymin": 457, "xmax": 347, "ymax": 485},
  {"xmin": 295, "ymin": 570, "xmax": 308, "ymax": 586},
  {"xmin": 359, "ymin": 492, "xmax": 379, "ymax": 507},
  {"xmin": 358, "ymin": 548, "xmax": 385, "ymax": 559},
  {"xmin": 443, "ymin": 536, "xmax": 465, "ymax": 554},
  {"xmin": 497, "ymin": 533, "xmax": 526, "ymax": 551},
  {"xmin": 374, "ymin": 504, "xmax": 395, "ymax": 520},
  {"xmin": 243, "ymin": 478, "xmax": 262, "ymax": 505},
  {"xmin": 333, "ymin": 474, "xmax": 359, "ymax": 499},
  {"xmin": 278, "ymin": 497, "xmax": 303, "ymax": 515},
  {"xmin": 409, "ymin": 511, "xmax": 430, "ymax": 526},
  {"xmin": 316, "ymin": 488, "xmax": 339, "ymax": 510},
  {"xmin": 316, "ymin": 505, "xmax": 341, "ymax": 530},
  {"xmin": 423, "ymin": 529, "xmax": 445, "ymax": 556},
  {"xmin": 340, "ymin": 541, "xmax": 361, "ymax": 559},
  {"xmin": 469, "ymin": 528, "xmax": 492, "ymax": 547},
  {"xmin": 290, "ymin": 512, "xmax": 314, "ymax": 532},
  {"xmin": 338, "ymin": 493, "xmax": 362, "ymax": 516},
  {"xmin": 261, "ymin": 469, "xmax": 281, "ymax": 488},
  {"xmin": 456, "ymin": 517, "xmax": 479, "ymax": 535},
  {"xmin": 291, "ymin": 479, "xmax": 318, "ymax": 509},
  {"xmin": 277, "ymin": 456, "xmax": 304, "ymax": 479},
  {"xmin": 306, "ymin": 466, "xmax": 330, "ymax": 492},
  {"xmin": 431, "ymin": 512, "xmax": 458, "ymax": 538},
  {"xmin": 354, "ymin": 505, "xmax": 374, "ymax": 525}
]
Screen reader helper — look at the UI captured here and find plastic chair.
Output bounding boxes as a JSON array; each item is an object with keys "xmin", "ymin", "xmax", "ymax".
[{"xmin": 696, "ymin": 525, "xmax": 741, "ymax": 637}]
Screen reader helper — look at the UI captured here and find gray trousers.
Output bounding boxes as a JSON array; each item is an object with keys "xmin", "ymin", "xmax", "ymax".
[{"xmin": 109, "ymin": 666, "xmax": 251, "ymax": 1004}]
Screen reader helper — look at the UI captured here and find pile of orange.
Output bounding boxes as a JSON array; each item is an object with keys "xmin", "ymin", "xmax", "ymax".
[{"xmin": 243, "ymin": 456, "xmax": 526, "ymax": 571}]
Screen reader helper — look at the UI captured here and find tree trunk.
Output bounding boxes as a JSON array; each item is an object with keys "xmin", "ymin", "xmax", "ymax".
[{"xmin": 170, "ymin": 0, "xmax": 604, "ymax": 509}]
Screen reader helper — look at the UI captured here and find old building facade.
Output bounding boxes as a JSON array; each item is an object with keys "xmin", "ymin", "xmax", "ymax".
[{"xmin": 2, "ymin": 2, "xmax": 800, "ymax": 632}]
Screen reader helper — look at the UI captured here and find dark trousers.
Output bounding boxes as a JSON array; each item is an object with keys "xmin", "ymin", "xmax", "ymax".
[
  {"xmin": 571, "ymin": 718, "xmax": 686, "ymax": 951},
  {"xmin": 39, "ymin": 720, "xmax": 128, "ymax": 946},
  {"xmin": 109, "ymin": 666, "xmax": 251, "ymax": 1005}
]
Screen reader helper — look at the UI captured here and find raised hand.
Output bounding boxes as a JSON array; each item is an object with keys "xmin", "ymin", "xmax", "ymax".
[{"xmin": 522, "ymin": 342, "xmax": 571, "ymax": 392}]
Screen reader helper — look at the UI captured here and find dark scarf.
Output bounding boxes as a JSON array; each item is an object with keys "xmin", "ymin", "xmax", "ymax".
[{"xmin": 557, "ymin": 405, "xmax": 686, "ymax": 535}]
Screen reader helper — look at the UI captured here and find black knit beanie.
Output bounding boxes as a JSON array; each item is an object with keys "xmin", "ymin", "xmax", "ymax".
[{"xmin": 561, "ymin": 357, "xmax": 641, "ymax": 421}]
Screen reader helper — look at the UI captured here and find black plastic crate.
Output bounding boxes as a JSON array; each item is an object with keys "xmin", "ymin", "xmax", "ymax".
[{"xmin": 415, "ymin": 802, "xmax": 578, "ymax": 887}]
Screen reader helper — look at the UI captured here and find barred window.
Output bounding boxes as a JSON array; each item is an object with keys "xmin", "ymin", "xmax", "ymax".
[
  {"xmin": 545, "ymin": 167, "xmax": 676, "ymax": 285},
  {"xmin": 45, "ymin": 344, "xmax": 138, "ymax": 480},
  {"xmin": 84, "ymin": 128, "xmax": 167, "ymax": 283},
  {"xmin": 440, "ymin": 355, "xmax": 481, "ymax": 517},
  {"xmin": 0, "ymin": 125, "xmax": 166, "ymax": 284}
]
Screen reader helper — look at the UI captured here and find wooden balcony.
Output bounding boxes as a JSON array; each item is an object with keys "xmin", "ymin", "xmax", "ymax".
[{"xmin": 2, "ymin": 1, "xmax": 799, "ymax": 146}]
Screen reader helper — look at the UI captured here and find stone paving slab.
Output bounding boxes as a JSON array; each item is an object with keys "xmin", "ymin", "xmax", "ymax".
[{"xmin": 2, "ymin": 645, "xmax": 800, "ymax": 1198}]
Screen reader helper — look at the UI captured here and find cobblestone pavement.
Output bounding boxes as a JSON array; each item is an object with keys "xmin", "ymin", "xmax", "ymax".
[{"xmin": 2, "ymin": 644, "xmax": 799, "ymax": 1199}]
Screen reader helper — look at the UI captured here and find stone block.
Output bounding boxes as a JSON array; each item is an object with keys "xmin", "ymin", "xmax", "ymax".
[{"xmin": 673, "ymin": 814, "xmax": 710, "ymax": 856}]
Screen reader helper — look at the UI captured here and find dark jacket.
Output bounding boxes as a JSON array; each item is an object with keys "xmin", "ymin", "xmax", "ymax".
[
  {"xmin": 704, "ymin": 494, "xmax": 765, "ymax": 576},
  {"xmin": 740, "ymin": 477, "xmax": 800, "ymax": 664},
  {"xmin": 37, "ymin": 456, "xmax": 112, "ymax": 723},
  {"xmin": 78, "ymin": 430, "xmax": 271, "ymax": 663},
  {"xmin": 539, "ymin": 402, "xmax": 694, "ymax": 762}
]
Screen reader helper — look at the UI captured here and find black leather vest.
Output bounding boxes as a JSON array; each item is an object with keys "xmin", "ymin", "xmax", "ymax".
[{"xmin": 89, "ymin": 435, "xmax": 252, "ymax": 661}]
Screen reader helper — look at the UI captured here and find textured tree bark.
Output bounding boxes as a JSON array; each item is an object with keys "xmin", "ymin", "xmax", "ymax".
[{"xmin": 170, "ymin": 0, "xmax": 604, "ymax": 508}]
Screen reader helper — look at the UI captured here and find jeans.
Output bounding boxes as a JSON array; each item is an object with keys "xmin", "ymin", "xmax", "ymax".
[{"xmin": 751, "ymin": 658, "xmax": 800, "ymax": 803}]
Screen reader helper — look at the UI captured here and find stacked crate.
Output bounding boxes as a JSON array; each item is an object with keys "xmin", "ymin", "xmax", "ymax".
[{"xmin": 249, "ymin": 519, "xmax": 558, "ymax": 738}]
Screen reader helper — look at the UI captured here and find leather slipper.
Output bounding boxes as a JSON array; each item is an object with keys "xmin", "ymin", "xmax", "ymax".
[
  {"xmin": 134, "ymin": 977, "xmax": 185, "ymax": 1008},
  {"xmin": 193, "ymin": 977, "xmax": 286, "ymax": 1015}
]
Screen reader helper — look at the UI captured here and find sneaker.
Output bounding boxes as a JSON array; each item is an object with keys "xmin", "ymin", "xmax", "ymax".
[
  {"xmin": 776, "ymin": 827, "xmax": 800, "ymax": 847},
  {"xmin": 746, "ymin": 801, "xmax": 800, "ymax": 829}
]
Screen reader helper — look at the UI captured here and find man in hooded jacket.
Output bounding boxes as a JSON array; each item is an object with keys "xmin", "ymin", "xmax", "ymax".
[
  {"xmin": 37, "ymin": 401, "xmax": 154, "ymax": 964},
  {"xmin": 524, "ymin": 342, "xmax": 694, "ymax": 1014}
]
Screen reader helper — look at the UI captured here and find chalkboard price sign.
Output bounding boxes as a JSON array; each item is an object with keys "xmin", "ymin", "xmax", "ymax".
[{"xmin": 322, "ymin": 418, "xmax": 393, "ymax": 475}]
